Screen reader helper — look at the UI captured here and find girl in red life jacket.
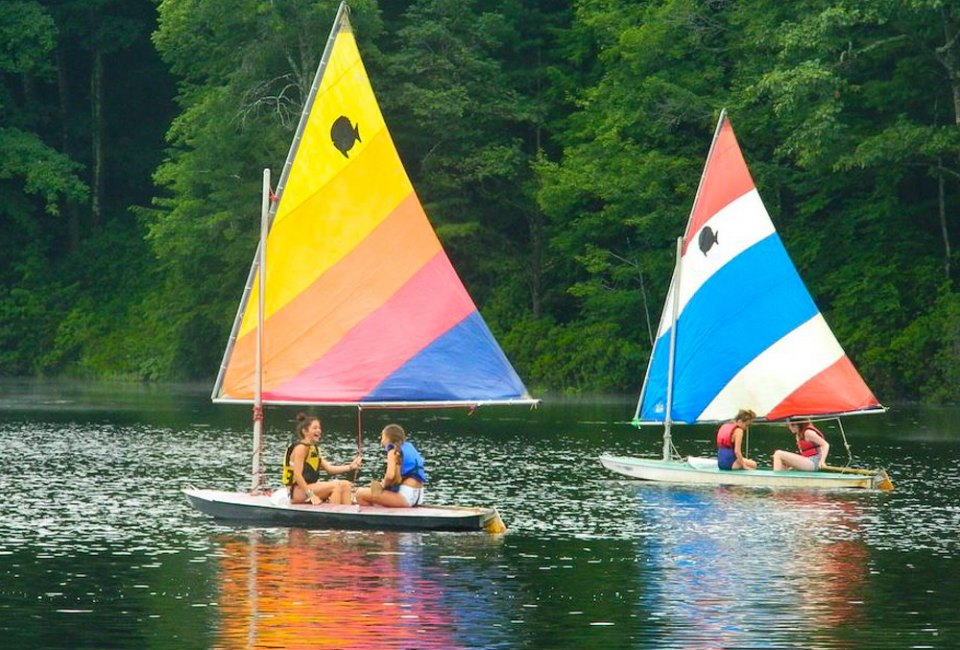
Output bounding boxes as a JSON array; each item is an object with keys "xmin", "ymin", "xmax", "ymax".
[
  {"xmin": 716, "ymin": 408, "xmax": 758, "ymax": 471},
  {"xmin": 772, "ymin": 419, "xmax": 830, "ymax": 471}
]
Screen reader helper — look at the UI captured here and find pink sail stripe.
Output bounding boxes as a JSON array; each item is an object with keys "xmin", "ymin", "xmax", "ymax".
[
  {"xmin": 682, "ymin": 117, "xmax": 756, "ymax": 255},
  {"xmin": 265, "ymin": 252, "xmax": 476, "ymax": 401}
]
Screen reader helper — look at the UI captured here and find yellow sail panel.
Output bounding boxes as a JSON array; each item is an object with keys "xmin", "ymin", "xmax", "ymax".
[
  {"xmin": 273, "ymin": 28, "xmax": 385, "ymax": 223},
  {"xmin": 238, "ymin": 129, "xmax": 414, "ymax": 338},
  {"xmin": 236, "ymin": 27, "xmax": 412, "ymax": 339}
]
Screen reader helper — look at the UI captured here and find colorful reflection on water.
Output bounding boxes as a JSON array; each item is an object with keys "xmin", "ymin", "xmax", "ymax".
[
  {"xmin": 214, "ymin": 529, "xmax": 500, "ymax": 649},
  {"xmin": 629, "ymin": 485, "xmax": 875, "ymax": 648}
]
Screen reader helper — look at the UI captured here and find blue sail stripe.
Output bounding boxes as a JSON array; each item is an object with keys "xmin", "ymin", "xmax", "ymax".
[
  {"xmin": 365, "ymin": 311, "xmax": 528, "ymax": 401},
  {"xmin": 638, "ymin": 234, "xmax": 819, "ymax": 422}
]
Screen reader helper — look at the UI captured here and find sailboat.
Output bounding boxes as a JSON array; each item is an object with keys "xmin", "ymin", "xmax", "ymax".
[
  {"xmin": 184, "ymin": 2, "xmax": 537, "ymax": 532},
  {"xmin": 599, "ymin": 110, "xmax": 892, "ymax": 490}
]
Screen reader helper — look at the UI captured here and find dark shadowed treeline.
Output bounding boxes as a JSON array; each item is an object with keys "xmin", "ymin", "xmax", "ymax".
[{"xmin": 2, "ymin": 0, "xmax": 959, "ymax": 402}]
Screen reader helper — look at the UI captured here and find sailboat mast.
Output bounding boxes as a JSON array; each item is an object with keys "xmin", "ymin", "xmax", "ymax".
[
  {"xmin": 662, "ymin": 237, "xmax": 682, "ymax": 460},
  {"xmin": 250, "ymin": 168, "xmax": 270, "ymax": 493},
  {"xmin": 660, "ymin": 110, "xmax": 728, "ymax": 458}
]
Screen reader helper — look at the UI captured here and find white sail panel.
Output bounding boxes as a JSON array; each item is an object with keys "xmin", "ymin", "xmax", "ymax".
[
  {"xmin": 697, "ymin": 314, "xmax": 844, "ymax": 421},
  {"xmin": 656, "ymin": 190, "xmax": 775, "ymax": 339}
]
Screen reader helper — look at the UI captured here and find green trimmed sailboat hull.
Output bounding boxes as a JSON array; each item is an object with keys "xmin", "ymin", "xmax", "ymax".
[{"xmin": 599, "ymin": 455, "xmax": 889, "ymax": 490}]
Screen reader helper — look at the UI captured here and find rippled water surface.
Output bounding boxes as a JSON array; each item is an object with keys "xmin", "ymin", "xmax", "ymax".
[{"xmin": 1, "ymin": 379, "xmax": 958, "ymax": 648}]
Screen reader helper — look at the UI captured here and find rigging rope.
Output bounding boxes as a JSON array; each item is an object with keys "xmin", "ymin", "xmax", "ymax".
[{"xmin": 353, "ymin": 406, "xmax": 363, "ymax": 485}]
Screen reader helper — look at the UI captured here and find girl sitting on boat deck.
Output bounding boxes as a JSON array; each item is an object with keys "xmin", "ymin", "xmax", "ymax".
[
  {"xmin": 355, "ymin": 424, "xmax": 426, "ymax": 507},
  {"xmin": 716, "ymin": 409, "xmax": 758, "ymax": 471},
  {"xmin": 772, "ymin": 419, "xmax": 830, "ymax": 471},
  {"xmin": 283, "ymin": 413, "xmax": 362, "ymax": 505}
]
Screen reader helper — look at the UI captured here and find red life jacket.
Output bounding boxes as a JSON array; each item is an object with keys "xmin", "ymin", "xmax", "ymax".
[
  {"xmin": 797, "ymin": 425, "xmax": 825, "ymax": 457},
  {"xmin": 716, "ymin": 422, "xmax": 738, "ymax": 449}
]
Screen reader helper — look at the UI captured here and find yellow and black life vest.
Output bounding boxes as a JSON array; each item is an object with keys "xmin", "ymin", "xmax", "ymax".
[{"xmin": 282, "ymin": 442, "xmax": 322, "ymax": 486}]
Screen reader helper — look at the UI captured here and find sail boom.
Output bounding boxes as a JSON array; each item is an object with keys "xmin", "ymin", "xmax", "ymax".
[{"xmin": 214, "ymin": 397, "xmax": 540, "ymax": 409}]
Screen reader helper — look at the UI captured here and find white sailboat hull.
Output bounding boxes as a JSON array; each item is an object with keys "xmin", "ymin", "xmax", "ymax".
[
  {"xmin": 184, "ymin": 488, "xmax": 505, "ymax": 533},
  {"xmin": 599, "ymin": 454, "xmax": 888, "ymax": 490}
]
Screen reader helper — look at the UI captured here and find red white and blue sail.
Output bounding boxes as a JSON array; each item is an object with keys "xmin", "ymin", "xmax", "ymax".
[
  {"xmin": 635, "ymin": 111, "xmax": 881, "ymax": 424},
  {"xmin": 212, "ymin": 5, "xmax": 533, "ymax": 407}
]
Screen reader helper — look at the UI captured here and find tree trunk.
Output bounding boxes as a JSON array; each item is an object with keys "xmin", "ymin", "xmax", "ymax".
[
  {"xmin": 528, "ymin": 209, "xmax": 543, "ymax": 318},
  {"xmin": 529, "ymin": 46, "xmax": 545, "ymax": 319},
  {"xmin": 937, "ymin": 7, "xmax": 958, "ymax": 280},
  {"xmin": 90, "ymin": 46, "xmax": 104, "ymax": 230},
  {"xmin": 940, "ymin": 163, "xmax": 951, "ymax": 280},
  {"xmin": 56, "ymin": 48, "xmax": 80, "ymax": 250}
]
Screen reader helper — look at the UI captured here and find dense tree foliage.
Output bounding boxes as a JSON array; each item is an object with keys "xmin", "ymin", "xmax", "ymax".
[
  {"xmin": 1, "ymin": 0, "xmax": 958, "ymax": 403},
  {"xmin": 0, "ymin": 0, "xmax": 173, "ymax": 377}
]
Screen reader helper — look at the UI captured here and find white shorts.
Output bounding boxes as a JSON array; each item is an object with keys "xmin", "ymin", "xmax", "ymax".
[{"xmin": 397, "ymin": 484, "xmax": 425, "ymax": 506}]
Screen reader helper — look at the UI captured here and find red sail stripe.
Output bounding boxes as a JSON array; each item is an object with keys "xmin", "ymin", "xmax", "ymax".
[
  {"xmin": 682, "ymin": 117, "xmax": 757, "ymax": 255},
  {"xmin": 766, "ymin": 356, "xmax": 881, "ymax": 420}
]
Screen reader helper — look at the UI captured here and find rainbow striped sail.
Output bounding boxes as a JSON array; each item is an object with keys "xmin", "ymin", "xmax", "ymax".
[
  {"xmin": 635, "ymin": 111, "xmax": 881, "ymax": 424},
  {"xmin": 213, "ymin": 4, "xmax": 532, "ymax": 407}
]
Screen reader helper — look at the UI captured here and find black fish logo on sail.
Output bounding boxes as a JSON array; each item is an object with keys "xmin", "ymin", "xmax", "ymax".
[
  {"xmin": 330, "ymin": 116, "xmax": 361, "ymax": 158},
  {"xmin": 698, "ymin": 226, "xmax": 719, "ymax": 255}
]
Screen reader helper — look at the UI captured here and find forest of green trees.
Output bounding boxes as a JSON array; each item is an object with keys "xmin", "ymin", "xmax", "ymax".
[{"xmin": 2, "ymin": 0, "xmax": 959, "ymax": 402}]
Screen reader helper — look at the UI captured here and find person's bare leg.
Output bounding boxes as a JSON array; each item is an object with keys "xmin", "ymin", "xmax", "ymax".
[
  {"xmin": 773, "ymin": 451, "xmax": 814, "ymax": 471},
  {"xmin": 355, "ymin": 486, "xmax": 372, "ymax": 506},
  {"xmin": 371, "ymin": 490, "xmax": 411, "ymax": 508},
  {"xmin": 336, "ymin": 481, "xmax": 353, "ymax": 504},
  {"xmin": 292, "ymin": 480, "xmax": 337, "ymax": 503}
]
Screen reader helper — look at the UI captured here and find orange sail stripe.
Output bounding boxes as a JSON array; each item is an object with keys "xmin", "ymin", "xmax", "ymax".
[
  {"xmin": 222, "ymin": 192, "xmax": 442, "ymax": 399},
  {"xmin": 766, "ymin": 356, "xmax": 880, "ymax": 420},
  {"xmin": 267, "ymin": 253, "xmax": 475, "ymax": 401}
]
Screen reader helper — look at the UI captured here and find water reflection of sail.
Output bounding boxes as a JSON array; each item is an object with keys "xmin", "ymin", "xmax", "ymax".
[
  {"xmin": 634, "ymin": 486, "xmax": 868, "ymax": 648},
  {"xmin": 767, "ymin": 492, "xmax": 869, "ymax": 635},
  {"xmin": 216, "ymin": 529, "xmax": 461, "ymax": 649}
]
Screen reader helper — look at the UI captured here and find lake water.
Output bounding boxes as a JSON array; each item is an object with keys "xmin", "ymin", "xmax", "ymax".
[{"xmin": 1, "ymin": 379, "xmax": 958, "ymax": 648}]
